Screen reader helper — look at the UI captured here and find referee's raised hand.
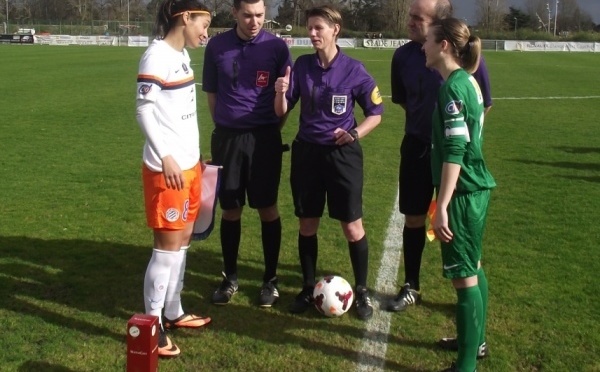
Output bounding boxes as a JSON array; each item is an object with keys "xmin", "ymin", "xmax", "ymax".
[
  {"xmin": 275, "ymin": 66, "xmax": 291, "ymax": 94},
  {"xmin": 274, "ymin": 66, "xmax": 291, "ymax": 117}
]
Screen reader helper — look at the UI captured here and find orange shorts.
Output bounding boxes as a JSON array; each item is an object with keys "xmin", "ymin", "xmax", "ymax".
[{"xmin": 142, "ymin": 162, "xmax": 202, "ymax": 230}]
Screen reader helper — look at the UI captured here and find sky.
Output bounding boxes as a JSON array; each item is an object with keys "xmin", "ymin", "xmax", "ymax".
[{"xmin": 454, "ymin": 0, "xmax": 600, "ymax": 24}]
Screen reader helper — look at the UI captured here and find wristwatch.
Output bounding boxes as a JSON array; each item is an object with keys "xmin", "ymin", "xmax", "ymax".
[{"xmin": 349, "ymin": 129, "xmax": 359, "ymax": 142}]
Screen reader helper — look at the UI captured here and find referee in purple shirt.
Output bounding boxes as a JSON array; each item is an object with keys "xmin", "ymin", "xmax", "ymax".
[
  {"xmin": 387, "ymin": 0, "xmax": 492, "ymax": 358},
  {"xmin": 275, "ymin": 5, "xmax": 384, "ymax": 321},
  {"xmin": 202, "ymin": 0, "xmax": 292, "ymax": 308}
]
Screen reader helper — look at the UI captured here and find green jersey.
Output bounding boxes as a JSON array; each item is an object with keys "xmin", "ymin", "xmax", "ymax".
[{"xmin": 431, "ymin": 69, "xmax": 496, "ymax": 193}]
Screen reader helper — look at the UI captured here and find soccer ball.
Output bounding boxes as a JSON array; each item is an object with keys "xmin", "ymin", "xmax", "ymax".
[{"xmin": 313, "ymin": 275, "xmax": 354, "ymax": 317}]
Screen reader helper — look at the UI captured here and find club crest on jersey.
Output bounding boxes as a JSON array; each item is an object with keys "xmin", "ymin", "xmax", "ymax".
[
  {"xmin": 332, "ymin": 95, "xmax": 347, "ymax": 115},
  {"xmin": 445, "ymin": 100, "xmax": 463, "ymax": 115},
  {"xmin": 165, "ymin": 208, "xmax": 180, "ymax": 222},
  {"xmin": 139, "ymin": 84, "xmax": 152, "ymax": 95},
  {"xmin": 182, "ymin": 63, "xmax": 189, "ymax": 74},
  {"xmin": 256, "ymin": 71, "xmax": 269, "ymax": 87}
]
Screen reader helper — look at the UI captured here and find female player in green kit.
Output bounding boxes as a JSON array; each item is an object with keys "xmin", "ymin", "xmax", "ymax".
[{"xmin": 422, "ymin": 18, "xmax": 496, "ymax": 372}]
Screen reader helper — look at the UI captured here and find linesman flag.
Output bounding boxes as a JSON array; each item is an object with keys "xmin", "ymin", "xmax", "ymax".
[
  {"xmin": 426, "ymin": 198, "xmax": 437, "ymax": 242},
  {"xmin": 192, "ymin": 163, "xmax": 222, "ymax": 241}
]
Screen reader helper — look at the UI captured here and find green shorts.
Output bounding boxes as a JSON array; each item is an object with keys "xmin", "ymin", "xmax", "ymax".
[{"xmin": 441, "ymin": 189, "xmax": 491, "ymax": 279}]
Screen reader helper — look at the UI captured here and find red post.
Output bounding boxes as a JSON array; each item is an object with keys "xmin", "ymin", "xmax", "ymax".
[{"xmin": 126, "ymin": 314, "xmax": 159, "ymax": 372}]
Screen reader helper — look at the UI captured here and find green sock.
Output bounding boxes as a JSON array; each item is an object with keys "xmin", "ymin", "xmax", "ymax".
[
  {"xmin": 478, "ymin": 268, "xmax": 489, "ymax": 346},
  {"xmin": 456, "ymin": 286, "xmax": 483, "ymax": 372}
]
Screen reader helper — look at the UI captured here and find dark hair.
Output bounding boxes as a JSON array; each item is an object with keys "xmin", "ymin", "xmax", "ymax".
[
  {"xmin": 233, "ymin": 0, "xmax": 263, "ymax": 10},
  {"xmin": 305, "ymin": 5, "xmax": 343, "ymax": 39},
  {"xmin": 431, "ymin": 18, "xmax": 481, "ymax": 73},
  {"xmin": 155, "ymin": 0, "xmax": 210, "ymax": 37}
]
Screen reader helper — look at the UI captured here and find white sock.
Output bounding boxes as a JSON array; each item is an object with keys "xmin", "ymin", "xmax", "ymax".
[
  {"xmin": 143, "ymin": 249, "xmax": 178, "ymax": 320},
  {"xmin": 164, "ymin": 246, "xmax": 188, "ymax": 320}
]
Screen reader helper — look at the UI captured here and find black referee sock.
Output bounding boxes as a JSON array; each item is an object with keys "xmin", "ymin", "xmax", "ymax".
[
  {"xmin": 261, "ymin": 217, "xmax": 281, "ymax": 282},
  {"xmin": 402, "ymin": 226, "xmax": 426, "ymax": 291},
  {"xmin": 220, "ymin": 218, "xmax": 241, "ymax": 281},
  {"xmin": 348, "ymin": 235, "xmax": 368, "ymax": 288},
  {"xmin": 298, "ymin": 233, "xmax": 318, "ymax": 287}
]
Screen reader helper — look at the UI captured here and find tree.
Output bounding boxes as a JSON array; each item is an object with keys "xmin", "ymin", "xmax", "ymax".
[
  {"xmin": 504, "ymin": 6, "xmax": 531, "ymax": 31},
  {"xmin": 66, "ymin": 0, "xmax": 92, "ymax": 22},
  {"xmin": 273, "ymin": 0, "xmax": 315, "ymax": 28},
  {"xmin": 382, "ymin": 0, "xmax": 410, "ymax": 36},
  {"xmin": 475, "ymin": 0, "xmax": 509, "ymax": 33},
  {"xmin": 344, "ymin": 0, "xmax": 382, "ymax": 32},
  {"xmin": 569, "ymin": 7, "xmax": 594, "ymax": 32},
  {"xmin": 9, "ymin": 0, "xmax": 597, "ymax": 36},
  {"xmin": 274, "ymin": 0, "xmax": 295, "ymax": 27},
  {"xmin": 211, "ymin": 9, "xmax": 235, "ymax": 28},
  {"xmin": 526, "ymin": 0, "xmax": 550, "ymax": 31},
  {"xmin": 274, "ymin": 0, "xmax": 409, "ymax": 35},
  {"xmin": 29, "ymin": 0, "xmax": 72, "ymax": 20},
  {"xmin": 203, "ymin": 0, "xmax": 235, "ymax": 27},
  {"xmin": 523, "ymin": 0, "xmax": 595, "ymax": 32},
  {"xmin": 556, "ymin": 0, "xmax": 594, "ymax": 32}
]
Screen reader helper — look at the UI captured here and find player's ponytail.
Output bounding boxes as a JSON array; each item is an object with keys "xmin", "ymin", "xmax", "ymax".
[
  {"xmin": 461, "ymin": 35, "xmax": 481, "ymax": 74},
  {"xmin": 431, "ymin": 18, "xmax": 481, "ymax": 74},
  {"xmin": 154, "ymin": 0, "xmax": 210, "ymax": 38}
]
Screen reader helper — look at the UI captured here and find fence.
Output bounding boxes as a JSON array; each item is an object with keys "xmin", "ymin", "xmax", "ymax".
[
  {"xmin": 2, "ymin": 34, "xmax": 599, "ymax": 52},
  {"xmin": 5, "ymin": 20, "xmax": 154, "ymax": 36}
]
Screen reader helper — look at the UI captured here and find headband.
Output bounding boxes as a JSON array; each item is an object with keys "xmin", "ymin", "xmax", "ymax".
[{"xmin": 172, "ymin": 10, "xmax": 211, "ymax": 18}]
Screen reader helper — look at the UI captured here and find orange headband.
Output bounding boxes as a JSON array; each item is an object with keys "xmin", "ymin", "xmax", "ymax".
[{"xmin": 172, "ymin": 10, "xmax": 211, "ymax": 18}]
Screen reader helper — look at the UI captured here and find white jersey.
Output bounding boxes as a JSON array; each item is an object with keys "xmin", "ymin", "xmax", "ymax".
[{"xmin": 136, "ymin": 39, "xmax": 200, "ymax": 172}]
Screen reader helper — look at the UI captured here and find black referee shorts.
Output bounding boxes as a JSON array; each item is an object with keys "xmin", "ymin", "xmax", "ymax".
[
  {"xmin": 290, "ymin": 138, "xmax": 363, "ymax": 223},
  {"xmin": 211, "ymin": 125, "xmax": 282, "ymax": 210},
  {"xmin": 399, "ymin": 134, "xmax": 434, "ymax": 216}
]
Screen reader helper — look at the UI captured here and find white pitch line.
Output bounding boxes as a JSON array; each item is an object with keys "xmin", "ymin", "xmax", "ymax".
[
  {"xmin": 493, "ymin": 96, "xmax": 600, "ymax": 100},
  {"xmin": 380, "ymin": 95, "xmax": 600, "ymax": 100},
  {"xmin": 357, "ymin": 189, "xmax": 404, "ymax": 371},
  {"xmin": 194, "ymin": 88, "xmax": 598, "ymax": 101}
]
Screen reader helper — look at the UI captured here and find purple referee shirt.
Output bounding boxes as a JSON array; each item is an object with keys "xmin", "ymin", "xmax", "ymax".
[
  {"xmin": 202, "ymin": 27, "xmax": 292, "ymax": 129},
  {"xmin": 390, "ymin": 40, "xmax": 492, "ymax": 143},
  {"xmin": 286, "ymin": 48, "xmax": 384, "ymax": 146}
]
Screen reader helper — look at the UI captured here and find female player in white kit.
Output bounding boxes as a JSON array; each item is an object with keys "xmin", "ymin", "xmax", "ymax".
[{"xmin": 135, "ymin": 0, "xmax": 212, "ymax": 358}]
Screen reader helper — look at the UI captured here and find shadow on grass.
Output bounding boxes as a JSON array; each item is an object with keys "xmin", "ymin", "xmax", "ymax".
[
  {"xmin": 0, "ymin": 236, "xmax": 439, "ymax": 370},
  {"xmin": 416, "ymin": 299, "xmax": 455, "ymax": 318},
  {"xmin": 229, "ymin": 256, "xmax": 366, "ymax": 295},
  {"xmin": 174, "ymin": 299, "xmax": 435, "ymax": 371},
  {"xmin": 557, "ymin": 174, "xmax": 600, "ymax": 183},
  {"xmin": 0, "ymin": 236, "xmax": 226, "ymax": 343},
  {"xmin": 510, "ymin": 159, "xmax": 600, "ymax": 172},
  {"xmin": 186, "ymin": 263, "xmax": 438, "ymax": 369},
  {"xmin": 18, "ymin": 361, "xmax": 78, "ymax": 372},
  {"xmin": 371, "ymin": 290, "xmax": 455, "ymax": 317},
  {"xmin": 553, "ymin": 146, "xmax": 600, "ymax": 154}
]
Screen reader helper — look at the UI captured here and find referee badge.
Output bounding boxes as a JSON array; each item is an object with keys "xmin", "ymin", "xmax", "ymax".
[
  {"xmin": 256, "ymin": 71, "xmax": 269, "ymax": 87},
  {"xmin": 371, "ymin": 86, "xmax": 383, "ymax": 105},
  {"xmin": 332, "ymin": 95, "xmax": 347, "ymax": 115}
]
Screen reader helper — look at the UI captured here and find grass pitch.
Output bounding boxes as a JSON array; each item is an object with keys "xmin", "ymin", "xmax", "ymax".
[{"xmin": 0, "ymin": 45, "xmax": 599, "ymax": 371}]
